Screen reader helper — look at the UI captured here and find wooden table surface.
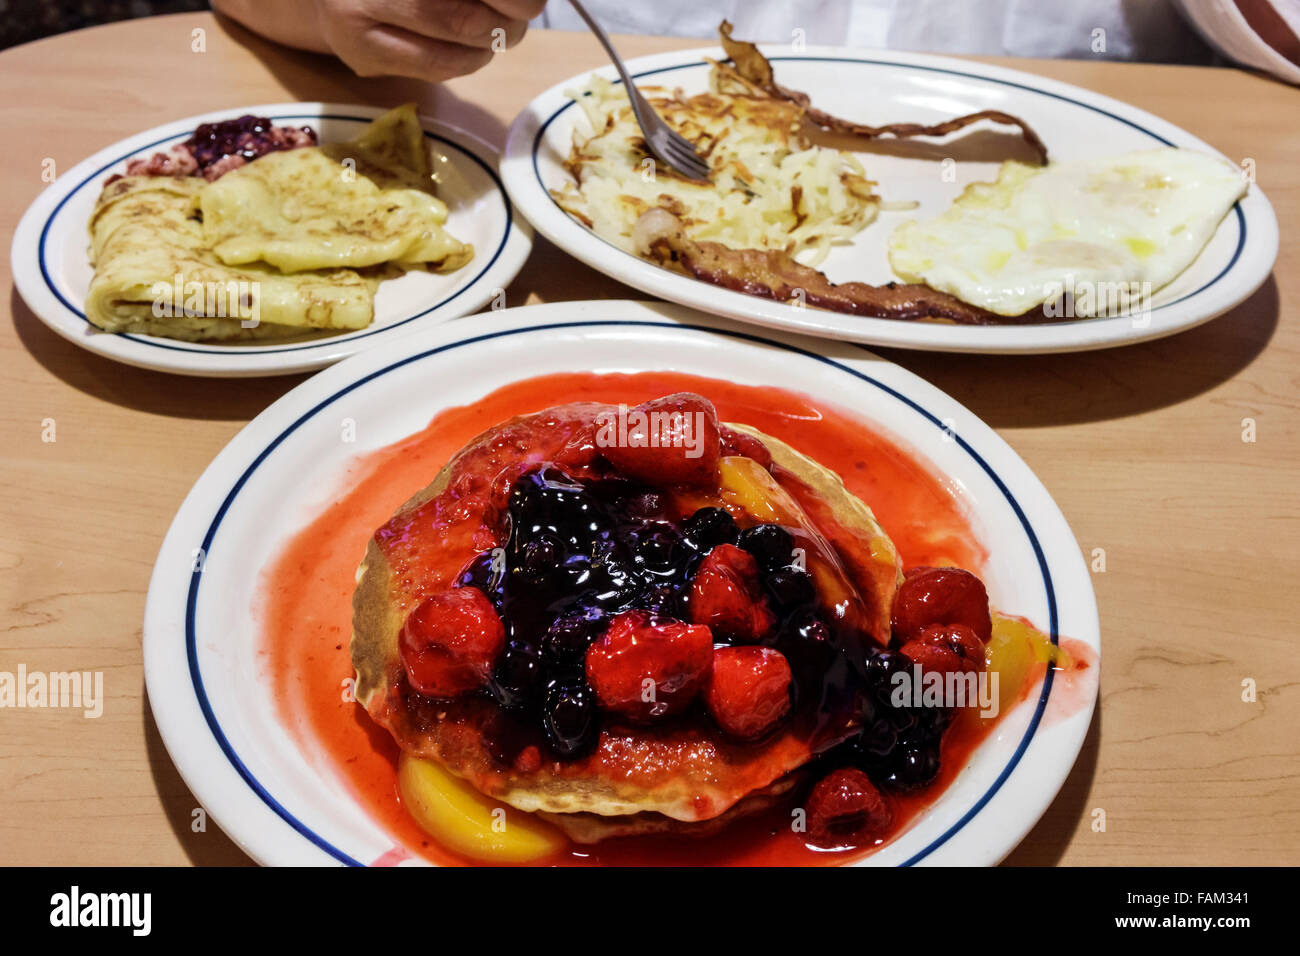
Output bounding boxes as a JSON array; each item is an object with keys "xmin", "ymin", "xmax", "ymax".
[{"xmin": 1, "ymin": 12, "xmax": 1296, "ymax": 867}]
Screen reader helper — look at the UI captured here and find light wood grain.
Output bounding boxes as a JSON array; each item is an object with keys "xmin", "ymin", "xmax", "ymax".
[{"xmin": 1, "ymin": 12, "xmax": 1296, "ymax": 866}]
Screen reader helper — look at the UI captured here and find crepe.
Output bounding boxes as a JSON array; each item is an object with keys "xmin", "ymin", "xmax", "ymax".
[
  {"xmin": 86, "ymin": 177, "xmax": 380, "ymax": 339},
  {"xmin": 199, "ymin": 145, "xmax": 472, "ymax": 274},
  {"xmin": 85, "ymin": 104, "xmax": 472, "ymax": 340},
  {"xmin": 328, "ymin": 100, "xmax": 434, "ymax": 189},
  {"xmin": 351, "ymin": 412, "xmax": 902, "ymax": 831}
]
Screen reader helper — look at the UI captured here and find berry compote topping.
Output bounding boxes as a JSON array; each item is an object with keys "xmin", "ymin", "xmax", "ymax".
[
  {"xmin": 412, "ymin": 459, "xmax": 892, "ymax": 763},
  {"xmin": 386, "ymin": 393, "xmax": 998, "ymax": 849}
]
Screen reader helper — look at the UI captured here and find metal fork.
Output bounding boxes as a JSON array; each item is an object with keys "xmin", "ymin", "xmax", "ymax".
[{"xmin": 566, "ymin": 0, "xmax": 711, "ymax": 181}]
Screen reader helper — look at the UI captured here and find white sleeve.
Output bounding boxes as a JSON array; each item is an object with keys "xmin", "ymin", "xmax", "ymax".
[{"xmin": 1174, "ymin": 0, "xmax": 1300, "ymax": 83}]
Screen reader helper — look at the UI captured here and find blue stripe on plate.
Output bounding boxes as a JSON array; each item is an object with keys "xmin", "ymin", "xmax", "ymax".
[
  {"xmin": 183, "ymin": 319, "xmax": 1061, "ymax": 867},
  {"xmin": 530, "ymin": 56, "xmax": 1247, "ymax": 318},
  {"xmin": 39, "ymin": 113, "xmax": 512, "ymax": 355}
]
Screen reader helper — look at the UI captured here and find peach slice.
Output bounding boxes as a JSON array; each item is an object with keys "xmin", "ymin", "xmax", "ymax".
[{"xmin": 398, "ymin": 753, "xmax": 565, "ymax": 862}]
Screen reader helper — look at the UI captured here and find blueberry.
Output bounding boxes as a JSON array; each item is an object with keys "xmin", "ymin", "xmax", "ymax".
[
  {"xmin": 557, "ymin": 551, "xmax": 595, "ymax": 590},
  {"xmin": 543, "ymin": 609, "xmax": 606, "ymax": 666},
  {"xmin": 888, "ymin": 744, "xmax": 941, "ymax": 791},
  {"xmin": 682, "ymin": 507, "xmax": 739, "ymax": 552},
  {"xmin": 858, "ymin": 718, "xmax": 898, "ymax": 757},
  {"xmin": 765, "ymin": 566, "xmax": 816, "ymax": 608},
  {"xmin": 509, "ymin": 467, "xmax": 609, "ymax": 553},
  {"xmin": 520, "ymin": 534, "xmax": 559, "ymax": 580},
  {"xmin": 489, "ymin": 641, "xmax": 542, "ymax": 710},
  {"xmin": 591, "ymin": 535, "xmax": 636, "ymax": 586},
  {"xmin": 791, "ymin": 615, "xmax": 830, "ymax": 644},
  {"xmin": 630, "ymin": 525, "xmax": 677, "ymax": 568},
  {"xmin": 457, "ymin": 549, "xmax": 506, "ymax": 607},
  {"xmin": 865, "ymin": 650, "xmax": 909, "ymax": 689},
  {"xmin": 625, "ymin": 491, "xmax": 665, "ymax": 519},
  {"xmin": 738, "ymin": 524, "xmax": 794, "ymax": 570},
  {"xmin": 886, "ymin": 704, "xmax": 917, "ymax": 732},
  {"xmin": 542, "ymin": 680, "xmax": 600, "ymax": 758},
  {"xmin": 919, "ymin": 706, "xmax": 953, "ymax": 735},
  {"xmin": 642, "ymin": 582, "xmax": 683, "ymax": 617}
]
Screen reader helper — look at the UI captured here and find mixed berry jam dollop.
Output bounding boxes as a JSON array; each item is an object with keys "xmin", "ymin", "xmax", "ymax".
[
  {"xmin": 183, "ymin": 115, "xmax": 317, "ymax": 179},
  {"xmin": 110, "ymin": 115, "xmax": 317, "ymax": 184}
]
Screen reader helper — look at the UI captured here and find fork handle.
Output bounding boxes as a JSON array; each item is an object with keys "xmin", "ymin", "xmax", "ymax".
[{"xmin": 565, "ymin": 0, "xmax": 641, "ymax": 98}]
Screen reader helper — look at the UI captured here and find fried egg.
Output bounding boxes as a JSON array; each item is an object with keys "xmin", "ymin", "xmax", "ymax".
[{"xmin": 888, "ymin": 148, "xmax": 1248, "ymax": 317}]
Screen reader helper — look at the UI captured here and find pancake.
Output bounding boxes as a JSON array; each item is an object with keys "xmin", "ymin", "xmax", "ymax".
[
  {"xmin": 351, "ymin": 402, "xmax": 902, "ymax": 831},
  {"xmin": 536, "ymin": 772, "xmax": 804, "ymax": 843}
]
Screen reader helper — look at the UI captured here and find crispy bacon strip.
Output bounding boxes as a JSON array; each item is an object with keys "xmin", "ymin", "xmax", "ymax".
[
  {"xmin": 634, "ymin": 208, "xmax": 1041, "ymax": 325},
  {"xmin": 716, "ymin": 21, "xmax": 1049, "ymax": 165}
]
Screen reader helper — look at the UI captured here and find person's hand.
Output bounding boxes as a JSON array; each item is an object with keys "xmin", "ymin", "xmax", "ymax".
[{"xmin": 214, "ymin": 0, "xmax": 549, "ymax": 82}]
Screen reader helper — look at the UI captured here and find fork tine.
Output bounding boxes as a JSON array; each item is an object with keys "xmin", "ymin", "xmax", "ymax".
[
  {"xmin": 654, "ymin": 118, "xmax": 705, "ymax": 164},
  {"xmin": 655, "ymin": 146, "xmax": 706, "ymax": 181},
  {"xmin": 664, "ymin": 128, "xmax": 699, "ymax": 153},
  {"xmin": 660, "ymin": 139, "xmax": 710, "ymax": 179},
  {"xmin": 669, "ymin": 141, "xmax": 710, "ymax": 176},
  {"xmin": 676, "ymin": 156, "xmax": 712, "ymax": 180},
  {"xmin": 647, "ymin": 123, "xmax": 708, "ymax": 177},
  {"xmin": 659, "ymin": 130, "xmax": 704, "ymax": 164}
]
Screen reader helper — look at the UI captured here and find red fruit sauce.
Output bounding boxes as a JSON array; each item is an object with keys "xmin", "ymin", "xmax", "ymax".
[{"xmin": 259, "ymin": 371, "xmax": 1076, "ymax": 866}]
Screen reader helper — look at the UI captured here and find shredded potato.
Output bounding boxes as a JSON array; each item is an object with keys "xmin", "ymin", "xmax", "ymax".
[{"xmin": 551, "ymin": 75, "xmax": 881, "ymax": 266}]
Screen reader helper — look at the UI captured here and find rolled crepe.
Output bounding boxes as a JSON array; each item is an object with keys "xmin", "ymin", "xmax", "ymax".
[
  {"xmin": 86, "ymin": 176, "xmax": 380, "ymax": 340},
  {"xmin": 84, "ymin": 104, "xmax": 473, "ymax": 341}
]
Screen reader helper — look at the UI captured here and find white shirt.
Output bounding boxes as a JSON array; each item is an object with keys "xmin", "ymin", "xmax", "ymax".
[
  {"xmin": 538, "ymin": 0, "xmax": 1300, "ymax": 81},
  {"xmin": 1175, "ymin": 0, "xmax": 1300, "ymax": 83},
  {"xmin": 536, "ymin": 0, "xmax": 1215, "ymax": 63}
]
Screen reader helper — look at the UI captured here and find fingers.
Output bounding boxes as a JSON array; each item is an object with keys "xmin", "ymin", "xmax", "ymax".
[
  {"xmin": 321, "ymin": 0, "xmax": 544, "ymax": 82},
  {"xmin": 328, "ymin": 20, "xmax": 496, "ymax": 82},
  {"xmin": 361, "ymin": 0, "xmax": 531, "ymax": 49},
  {"xmin": 480, "ymin": 0, "xmax": 548, "ymax": 20}
]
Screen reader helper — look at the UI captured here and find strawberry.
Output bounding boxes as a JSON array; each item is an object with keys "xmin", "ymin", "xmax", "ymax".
[
  {"xmin": 399, "ymin": 588, "xmax": 505, "ymax": 697},
  {"xmin": 584, "ymin": 610, "xmax": 713, "ymax": 723},
  {"xmin": 705, "ymin": 646, "xmax": 793, "ymax": 740},
  {"xmin": 598, "ymin": 393, "xmax": 721, "ymax": 488},
  {"xmin": 899, "ymin": 623, "xmax": 986, "ymax": 677},
  {"xmin": 719, "ymin": 425, "xmax": 773, "ymax": 470},
  {"xmin": 806, "ymin": 768, "xmax": 892, "ymax": 845},
  {"xmin": 688, "ymin": 544, "xmax": 777, "ymax": 642},
  {"xmin": 890, "ymin": 566, "xmax": 992, "ymax": 645}
]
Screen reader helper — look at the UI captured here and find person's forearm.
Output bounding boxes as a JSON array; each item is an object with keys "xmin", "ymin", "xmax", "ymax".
[{"xmin": 211, "ymin": 0, "xmax": 331, "ymax": 54}]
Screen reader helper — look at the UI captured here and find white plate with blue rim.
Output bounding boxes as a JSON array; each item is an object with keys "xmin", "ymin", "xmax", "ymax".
[
  {"xmin": 143, "ymin": 299, "xmax": 1100, "ymax": 866},
  {"xmin": 501, "ymin": 45, "xmax": 1277, "ymax": 354},
  {"xmin": 11, "ymin": 102, "xmax": 532, "ymax": 377}
]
